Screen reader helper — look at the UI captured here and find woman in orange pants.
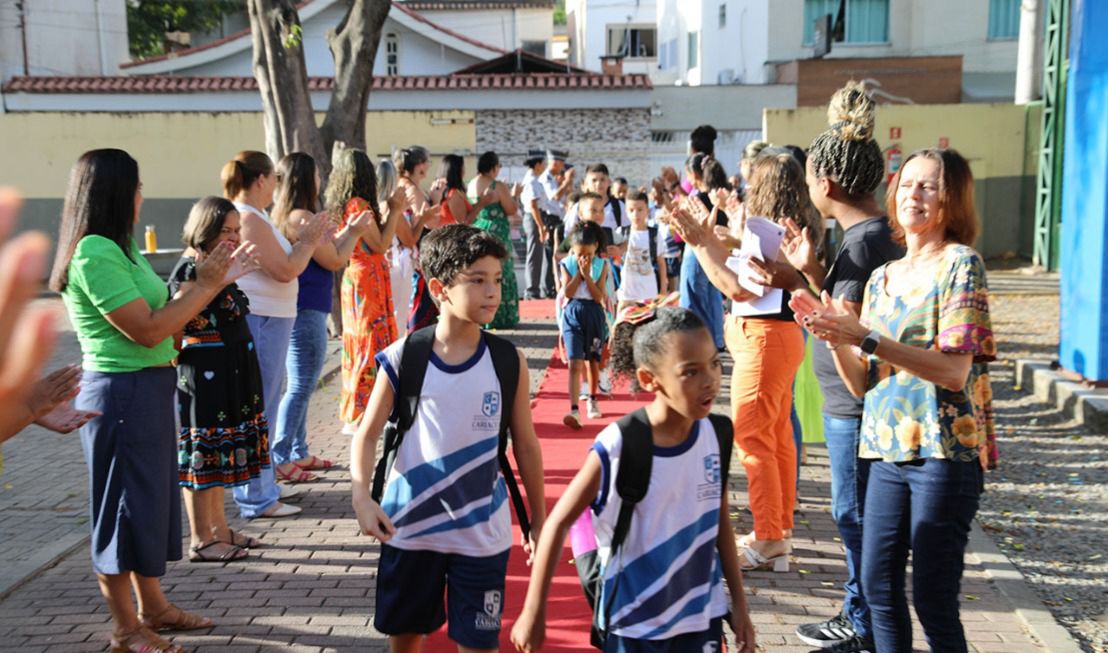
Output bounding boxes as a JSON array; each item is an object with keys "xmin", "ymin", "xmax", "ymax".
[{"xmin": 669, "ymin": 149, "xmax": 823, "ymax": 570}]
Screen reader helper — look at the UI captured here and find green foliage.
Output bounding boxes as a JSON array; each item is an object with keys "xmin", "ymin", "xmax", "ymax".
[
  {"xmin": 284, "ymin": 23, "xmax": 303, "ymax": 49},
  {"xmin": 553, "ymin": 0, "xmax": 566, "ymax": 26},
  {"xmin": 126, "ymin": 0, "xmax": 244, "ymax": 59}
]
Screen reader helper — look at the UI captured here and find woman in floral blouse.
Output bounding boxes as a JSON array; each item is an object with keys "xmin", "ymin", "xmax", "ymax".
[{"xmin": 796, "ymin": 148, "xmax": 996, "ymax": 653}]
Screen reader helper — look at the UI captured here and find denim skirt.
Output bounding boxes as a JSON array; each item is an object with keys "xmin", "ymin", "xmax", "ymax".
[{"xmin": 77, "ymin": 367, "xmax": 182, "ymax": 576}]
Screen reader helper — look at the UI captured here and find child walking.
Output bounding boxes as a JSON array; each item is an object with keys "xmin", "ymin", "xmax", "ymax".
[
  {"xmin": 616, "ymin": 190, "xmax": 667, "ymax": 311},
  {"xmin": 560, "ymin": 220, "xmax": 610, "ymax": 428},
  {"xmin": 351, "ymin": 224, "xmax": 546, "ymax": 653},
  {"xmin": 511, "ymin": 306, "xmax": 756, "ymax": 653}
]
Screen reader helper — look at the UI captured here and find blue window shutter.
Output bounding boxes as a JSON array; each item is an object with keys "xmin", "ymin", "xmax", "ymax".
[
  {"xmin": 804, "ymin": 0, "xmax": 888, "ymax": 45},
  {"xmin": 988, "ymin": 0, "xmax": 1020, "ymax": 39}
]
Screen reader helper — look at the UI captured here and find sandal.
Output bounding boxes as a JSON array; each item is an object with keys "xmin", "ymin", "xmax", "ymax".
[
  {"xmin": 110, "ymin": 625, "xmax": 183, "ymax": 653},
  {"xmin": 189, "ymin": 540, "xmax": 247, "ymax": 563},
  {"xmin": 139, "ymin": 604, "xmax": 213, "ymax": 632},
  {"xmin": 227, "ymin": 528, "xmax": 262, "ymax": 549},
  {"xmin": 739, "ymin": 545, "xmax": 790, "ymax": 572},
  {"xmin": 294, "ymin": 455, "xmax": 334, "ymax": 471},
  {"xmin": 276, "ymin": 463, "xmax": 316, "ymax": 483}
]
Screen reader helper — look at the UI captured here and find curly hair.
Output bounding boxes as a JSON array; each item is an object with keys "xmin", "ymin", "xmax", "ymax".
[
  {"xmin": 325, "ymin": 148, "xmax": 378, "ymax": 224},
  {"xmin": 745, "ymin": 152, "xmax": 824, "ymax": 249},
  {"xmin": 807, "ymin": 81, "xmax": 884, "ymax": 199},
  {"xmin": 610, "ymin": 308, "xmax": 707, "ymax": 391},
  {"xmin": 420, "ymin": 223, "xmax": 507, "ymax": 286}
]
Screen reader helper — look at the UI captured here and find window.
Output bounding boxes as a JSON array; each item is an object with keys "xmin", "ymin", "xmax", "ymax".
[
  {"xmin": 521, "ymin": 40, "xmax": 547, "ymax": 56},
  {"xmin": 803, "ymin": 0, "xmax": 889, "ymax": 45},
  {"xmin": 385, "ymin": 33, "xmax": 398, "ymax": 76},
  {"xmin": 719, "ymin": 3, "xmax": 727, "ymax": 28},
  {"xmin": 687, "ymin": 31, "xmax": 700, "ymax": 69},
  {"xmin": 606, "ymin": 26, "xmax": 657, "ymax": 59},
  {"xmin": 988, "ymin": 0, "xmax": 1020, "ymax": 39}
]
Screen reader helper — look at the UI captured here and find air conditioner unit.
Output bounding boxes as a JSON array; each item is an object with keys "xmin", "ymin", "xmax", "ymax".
[{"xmin": 717, "ymin": 68, "xmax": 735, "ymax": 85}]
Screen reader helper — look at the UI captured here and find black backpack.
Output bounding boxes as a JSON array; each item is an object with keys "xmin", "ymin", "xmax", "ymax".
[
  {"xmin": 576, "ymin": 408, "xmax": 734, "ymax": 648},
  {"xmin": 369, "ymin": 326, "xmax": 532, "ymax": 541}
]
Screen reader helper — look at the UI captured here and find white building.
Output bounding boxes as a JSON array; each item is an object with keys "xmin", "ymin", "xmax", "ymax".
[
  {"xmin": 566, "ymin": 0, "xmax": 658, "ymax": 76},
  {"xmin": 0, "ymin": 0, "xmax": 129, "ymax": 83},
  {"xmin": 655, "ymin": 0, "xmax": 1020, "ymax": 97}
]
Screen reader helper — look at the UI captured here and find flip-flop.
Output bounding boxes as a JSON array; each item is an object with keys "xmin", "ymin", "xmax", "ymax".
[
  {"xmin": 188, "ymin": 541, "xmax": 247, "ymax": 563},
  {"xmin": 227, "ymin": 529, "xmax": 262, "ymax": 549},
  {"xmin": 294, "ymin": 455, "xmax": 335, "ymax": 471}
]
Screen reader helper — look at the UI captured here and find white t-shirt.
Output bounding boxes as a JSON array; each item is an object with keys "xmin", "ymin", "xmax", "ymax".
[
  {"xmin": 590, "ymin": 418, "xmax": 729, "ymax": 640},
  {"xmin": 233, "ymin": 202, "xmax": 298, "ymax": 318},
  {"xmin": 616, "ymin": 229, "xmax": 658, "ymax": 303},
  {"xmin": 374, "ymin": 336, "xmax": 512, "ymax": 556}
]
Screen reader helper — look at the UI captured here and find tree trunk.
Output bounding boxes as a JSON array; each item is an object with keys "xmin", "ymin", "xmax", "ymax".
[{"xmin": 247, "ymin": 0, "xmax": 391, "ymax": 336}]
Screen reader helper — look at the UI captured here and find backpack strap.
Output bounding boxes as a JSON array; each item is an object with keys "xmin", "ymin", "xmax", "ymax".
[
  {"xmin": 647, "ymin": 225, "xmax": 661, "ymax": 291},
  {"xmin": 707, "ymin": 413, "xmax": 734, "ymax": 480},
  {"xmin": 609, "ymin": 197, "xmax": 623, "ymax": 228},
  {"xmin": 485, "ymin": 332, "xmax": 532, "ymax": 542},
  {"xmin": 370, "ymin": 326, "xmax": 436, "ymax": 503}
]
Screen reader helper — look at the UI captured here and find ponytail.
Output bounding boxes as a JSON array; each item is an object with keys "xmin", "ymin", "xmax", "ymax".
[{"xmin": 221, "ymin": 150, "xmax": 273, "ymax": 199}]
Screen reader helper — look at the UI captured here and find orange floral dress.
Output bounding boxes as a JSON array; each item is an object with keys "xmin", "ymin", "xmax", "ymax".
[{"xmin": 339, "ymin": 197, "xmax": 398, "ymax": 426}]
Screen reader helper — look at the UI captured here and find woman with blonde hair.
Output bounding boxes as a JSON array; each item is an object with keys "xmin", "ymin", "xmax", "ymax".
[
  {"xmin": 327, "ymin": 148, "xmax": 401, "ymax": 433},
  {"xmin": 799, "ymin": 148, "xmax": 995, "ymax": 653}
]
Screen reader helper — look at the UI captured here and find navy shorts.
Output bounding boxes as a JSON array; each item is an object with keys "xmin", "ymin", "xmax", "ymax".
[
  {"xmin": 374, "ymin": 545, "xmax": 510, "ymax": 649},
  {"xmin": 605, "ymin": 617, "xmax": 724, "ymax": 652},
  {"xmin": 664, "ymin": 256, "xmax": 680, "ymax": 280},
  {"xmin": 562, "ymin": 298, "xmax": 606, "ymax": 362}
]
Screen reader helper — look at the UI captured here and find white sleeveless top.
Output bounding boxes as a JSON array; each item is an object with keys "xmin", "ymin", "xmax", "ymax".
[
  {"xmin": 590, "ymin": 417, "xmax": 728, "ymax": 640},
  {"xmin": 233, "ymin": 202, "xmax": 298, "ymax": 318},
  {"xmin": 375, "ymin": 335, "xmax": 511, "ymax": 556}
]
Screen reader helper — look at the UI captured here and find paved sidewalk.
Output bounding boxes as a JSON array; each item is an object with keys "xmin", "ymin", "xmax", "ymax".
[{"xmin": 0, "ymin": 304, "xmax": 1060, "ymax": 652}]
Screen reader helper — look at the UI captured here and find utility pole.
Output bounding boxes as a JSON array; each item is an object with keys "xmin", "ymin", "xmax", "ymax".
[
  {"xmin": 1015, "ymin": 0, "xmax": 1044, "ymax": 103},
  {"xmin": 16, "ymin": 0, "xmax": 29, "ymax": 76}
]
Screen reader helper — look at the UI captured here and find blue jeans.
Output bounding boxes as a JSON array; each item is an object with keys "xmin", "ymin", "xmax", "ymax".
[
  {"xmin": 823, "ymin": 414, "xmax": 872, "ymax": 639},
  {"xmin": 273, "ymin": 309, "xmax": 328, "ymax": 466},
  {"xmin": 862, "ymin": 458, "xmax": 982, "ymax": 653},
  {"xmin": 678, "ymin": 250, "xmax": 724, "ymax": 350},
  {"xmin": 232, "ymin": 314, "xmax": 293, "ymax": 518}
]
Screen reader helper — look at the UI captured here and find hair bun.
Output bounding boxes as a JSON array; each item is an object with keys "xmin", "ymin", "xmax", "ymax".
[{"xmin": 826, "ymin": 81, "xmax": 875, "ymax": 143}]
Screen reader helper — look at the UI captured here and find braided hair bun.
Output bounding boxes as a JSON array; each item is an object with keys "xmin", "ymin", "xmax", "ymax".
[
  {"xmin": 808, "ymin": 81, "xmax": 883, "ymax": 198},
  {"xmin": 827, "ymin": 81, "xmax": 875, "ymax": 142}
]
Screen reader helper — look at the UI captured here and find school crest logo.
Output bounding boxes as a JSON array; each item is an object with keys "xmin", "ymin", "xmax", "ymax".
[
  {"xmin": 704, "ymin": 454, "xmax": 721, "ymax": 484},
  {"xmin": 481, "ymin": 391, "xmax": 500, "ymax": 417},
  {"xmin": 702, "ymin": 642, "xmax": 720, "ymax": 653},
  {"xmin": 475, "ymin": 590, "xmax": 502, "ymax": 630}
]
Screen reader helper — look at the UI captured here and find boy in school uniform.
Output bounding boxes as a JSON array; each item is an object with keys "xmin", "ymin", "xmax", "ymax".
[
  {"xmin": 616, "ymin": 190, "xmax": 667, "ymax": 311},
  {"xmin": 351, "ymin": 224, "xmax": 547, "ymax": 653}
]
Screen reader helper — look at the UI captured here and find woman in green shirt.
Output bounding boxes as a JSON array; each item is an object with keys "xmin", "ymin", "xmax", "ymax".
[{"xmin": 50, "ymin": 149, "xmax": 255, "ymax": 653}]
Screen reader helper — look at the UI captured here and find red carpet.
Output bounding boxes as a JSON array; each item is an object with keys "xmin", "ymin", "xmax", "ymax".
[
  {"xmin": 518, "ymin": 297, "xmax": 557, "ymax": 321},
  {"xmin": 425, "ymin": 332, "xmax": 652, "ymax": 651}
]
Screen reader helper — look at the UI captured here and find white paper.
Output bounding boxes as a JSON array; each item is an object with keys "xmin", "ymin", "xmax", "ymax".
[{"xmin": 730, "ymin": 216, "xmax": 786, "ymax": 316}]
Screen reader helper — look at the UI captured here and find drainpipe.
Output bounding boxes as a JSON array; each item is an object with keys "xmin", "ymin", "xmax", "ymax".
[
  {"xmin": 1015, "ymin": 0, "xmax": 1043, "ymax": 103},
  {"xmin": 94, "ymin": 0, "xmax": 109, "ymax": 75},
  {"xmin": 17, "ymin": 0, "xmax": 29, "ymax": 75}
]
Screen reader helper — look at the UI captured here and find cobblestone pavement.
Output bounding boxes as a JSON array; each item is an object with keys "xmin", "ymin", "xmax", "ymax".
[
  {"xmin": 978, "ymin": 269, "xmax": 1107, "ymax": 653},
  {"xmin": 0, "ymin": 265, "xmax": 1086, "ymax": 652}
]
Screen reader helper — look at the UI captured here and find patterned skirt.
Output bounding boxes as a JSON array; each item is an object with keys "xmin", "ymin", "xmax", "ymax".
[
  {"xmin": 341, "ymin": 254, "xmax": 399, "ymax": 425},
  {"xmin": 176, "ymin": 340, "xmax": 269, "ymax": 490},
  {"xmin": 473, "ymin": 212, "xmax": 520, "ymax": 329}
]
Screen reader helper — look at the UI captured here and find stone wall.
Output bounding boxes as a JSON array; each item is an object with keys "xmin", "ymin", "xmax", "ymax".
[{"xmin": 475, "ymin": 108, "xmax": 652, "ymax": 185}]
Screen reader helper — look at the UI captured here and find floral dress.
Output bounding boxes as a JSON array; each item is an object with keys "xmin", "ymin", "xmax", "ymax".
[
  {"xmin": 340, "ymin": 197, "xmax": 398, "ymax": 426},
  {"xmin": 471, "ymin": 180, "xmax": 520, "ymax": 329},
  {"xmin": 858, "ymin": 245, "xmax": 998, "ymax": 467},
  {"xmin": 169, "ymin": 258, "xmax": 269, "ymax": 489}
]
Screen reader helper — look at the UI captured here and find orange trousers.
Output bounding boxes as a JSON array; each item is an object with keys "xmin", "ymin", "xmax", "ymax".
[{"xmin": 726, "ymin": 316, "xmax": 805, "ymax": 541}]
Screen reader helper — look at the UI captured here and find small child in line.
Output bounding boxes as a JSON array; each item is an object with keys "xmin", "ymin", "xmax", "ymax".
[
  {"xmin": 511, "ymin": 306, "xmax": 756, "ymax": 653},
  {"xmin": 559, "ymin": 220, "xmax": 609, "ymax": 428},
  {"xmin": 616, "ymin": 190, "xmax": 667, "ymax": 312},
  {"xmin": 351, "ymin": 224, "xmax": 547, "ymax": 653}
]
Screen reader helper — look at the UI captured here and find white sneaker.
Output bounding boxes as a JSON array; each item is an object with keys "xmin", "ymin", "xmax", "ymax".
[
  {"xmin": 586, "ymin": 398, "xmax": 602, "ymax": 419},
  {"xmin": 563, "ymin": 409, "xmax": 581, "ymax": 430}
]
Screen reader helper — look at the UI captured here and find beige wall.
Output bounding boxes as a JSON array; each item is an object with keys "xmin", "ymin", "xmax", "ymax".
[
  {"xmin": 764, "ymin": 102, "xmax": 1041, "ymax": 258},
  {"xmin": 0, "ymin": 110, "xmax": 477, "ymax": 199}
]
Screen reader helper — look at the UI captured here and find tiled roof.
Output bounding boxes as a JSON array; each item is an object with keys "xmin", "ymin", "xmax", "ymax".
[
  {"xmin": 1, "ymin": 74, "xmax": 652, "ymax": 94},
  {"xmin": 122, "ymin": 0, "xmax": 503, "ymax": 70},
  {"xmin": 402, "ymin": 1, "xmax": 554, "ymax": 9}
]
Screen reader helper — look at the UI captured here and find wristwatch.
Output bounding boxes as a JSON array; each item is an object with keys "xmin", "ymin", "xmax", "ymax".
[{"xmin": 859, "ymin": 329, "xmax": 882, "ymax": 355}]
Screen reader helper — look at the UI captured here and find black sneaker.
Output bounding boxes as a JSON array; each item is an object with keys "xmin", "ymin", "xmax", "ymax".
[
  {"xmin": 820, "ymin": 635, "xmax": 875, "ymax": 653},
  {"xmin": 796, "ymin": 614, "xmax": 856, "ymax": 648}
]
